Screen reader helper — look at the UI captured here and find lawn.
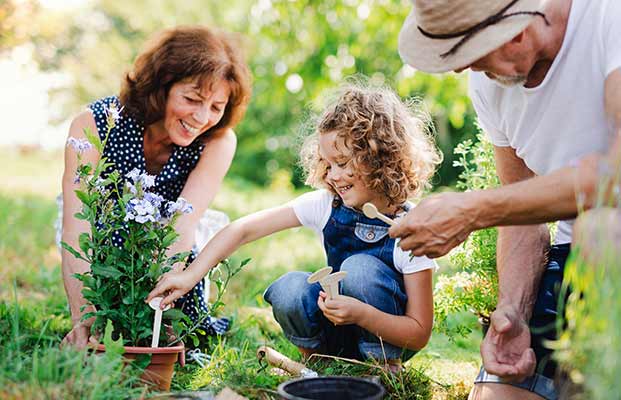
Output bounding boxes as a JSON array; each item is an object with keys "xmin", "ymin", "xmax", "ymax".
[{"xmin": 0, "ymin": 146, "xmax": 480, "ymax": 399}]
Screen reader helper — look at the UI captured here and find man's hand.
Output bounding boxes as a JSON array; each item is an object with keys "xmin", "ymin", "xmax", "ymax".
[
  {"xmin": 481, "ymin": 306, "xmax": 536, "ymax": 382},
  {"xmin": 60, "ymin": 321, "xmax": 91, "ymax": 349},
  {"xmin": 389, "ymin": 192, "xmax": 478, "ymax": 258},
  {"xmin": 317, "ymin": 292, "xmax": 367, "ymax": 326}
]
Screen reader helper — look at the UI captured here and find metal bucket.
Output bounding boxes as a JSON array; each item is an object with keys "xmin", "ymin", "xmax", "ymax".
[{"xmin": 278, "ymin": 376, "xmax": 385, "ymax": 400}]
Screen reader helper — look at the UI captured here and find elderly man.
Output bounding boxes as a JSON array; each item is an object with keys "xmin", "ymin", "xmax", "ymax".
[{"xmin": 393, "ymin": 0, "xmax": 621, "ymax": 399}]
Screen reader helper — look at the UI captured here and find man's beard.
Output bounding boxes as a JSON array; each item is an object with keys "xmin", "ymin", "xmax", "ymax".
[{"xmin": 487, "ymin": 73, "xmax": 528, "ymax": 88}]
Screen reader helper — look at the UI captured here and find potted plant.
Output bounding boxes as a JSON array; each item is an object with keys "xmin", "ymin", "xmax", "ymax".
[
  {"xmin": 62, "ymin": 104, "xmax": 194, "ymax": 391},
  {"xmin": 433, "ymin": 133, "xmax": 499, "ymax": 340}
]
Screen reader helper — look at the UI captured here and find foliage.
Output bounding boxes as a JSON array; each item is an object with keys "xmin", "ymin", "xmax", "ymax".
[
  {"xmin": 13, "ymin": 0, "xmax": 478, "ymax": 188},
  {"xmin": 61, "ymin": 105, "xmax": 194, "ymax": 346},
  {"xmin": 554, "ymin": 163, "xmax": 621, "ymax": 399},
  {"xmin": 434, "ymin": 132, "xmax": 499, "ymax": 340},
  {"xmin": 0, "ymin": 287, "xmax": 146, "ymax": 400}
]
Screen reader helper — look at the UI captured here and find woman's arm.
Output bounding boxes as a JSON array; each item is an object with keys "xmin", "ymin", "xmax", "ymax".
[
  {"xmin": 166, "ymin": 129, "xmax": 237, "ymax": 270},
  {"xmin": 148, "ymin": 204, "xmax": 302, "ymax": 308},
  {"xmin": 60, "ymin": 110, "xmax": 100, "ymax": 347},
  {"xmin": 319, "ymin": 269, "xmax": 433, "ymax": 351}
]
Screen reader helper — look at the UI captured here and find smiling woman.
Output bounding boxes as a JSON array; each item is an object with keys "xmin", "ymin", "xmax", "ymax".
[{"xmin": 59, "ymin": 25, "xmax": 252, "ymax": 349}]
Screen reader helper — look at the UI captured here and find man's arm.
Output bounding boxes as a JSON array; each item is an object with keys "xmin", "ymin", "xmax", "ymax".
[
  {"xmin": 390, "ymin": 70, "xmax": 621, "ymax": 257},
  {"xmin": 479, "ymin": 146, "xmax": 550, "ymax": 381}
]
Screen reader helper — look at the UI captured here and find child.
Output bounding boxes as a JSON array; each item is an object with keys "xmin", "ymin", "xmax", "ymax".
[{"xmin": 147, "ymin": 84, "xmax": 442, "ymax": 366}]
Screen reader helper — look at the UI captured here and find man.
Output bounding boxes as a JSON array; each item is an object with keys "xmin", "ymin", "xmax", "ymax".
[{"xmin": 393, "ymin": 0, "xmax": 621, "ymax": 399}]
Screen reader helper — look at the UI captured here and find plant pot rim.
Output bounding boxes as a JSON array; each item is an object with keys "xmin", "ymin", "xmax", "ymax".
[{"xmin": 88, "ymin": 337, "xmax": 185, "ymax": 353}]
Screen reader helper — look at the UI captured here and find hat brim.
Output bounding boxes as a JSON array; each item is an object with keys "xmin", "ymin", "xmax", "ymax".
[{"xmin": 399, "ymin": 0, "xmax": 546, "ymax": 73}]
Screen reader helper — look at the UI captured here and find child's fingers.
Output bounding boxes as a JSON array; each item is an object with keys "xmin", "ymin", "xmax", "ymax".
[
  {"xmin": 161, "ymin": 290, "xmax": 182, "ymax": 309},
  {"xmin": 146, "ymin": 276, "xmax": 174, "ymax": 303}
]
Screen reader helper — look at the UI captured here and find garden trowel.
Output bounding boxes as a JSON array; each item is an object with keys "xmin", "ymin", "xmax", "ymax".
[{"xmin": 256, "ymin": 346, "xmax": 319, "ymax": 378}]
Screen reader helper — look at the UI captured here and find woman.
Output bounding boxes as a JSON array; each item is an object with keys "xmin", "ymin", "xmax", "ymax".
[{"xmin": 60, "ymin": 25, "xmax": 252, "ymax": 348}]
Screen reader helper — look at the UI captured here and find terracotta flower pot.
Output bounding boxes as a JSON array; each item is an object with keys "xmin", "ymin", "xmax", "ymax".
[{"xmin": 89, "ymin": 337, "xmax": 185, "ymax": 391}]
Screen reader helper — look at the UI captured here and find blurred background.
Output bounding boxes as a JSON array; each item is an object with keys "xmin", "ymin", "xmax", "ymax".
[{"xmin": 0, "ymin": 0, "xmax": 478, "ymax": 190}]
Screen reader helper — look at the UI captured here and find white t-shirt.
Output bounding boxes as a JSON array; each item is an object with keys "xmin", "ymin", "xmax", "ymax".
[
  {"xmin": 469, "ymin": 0, "xmax": 621, "ymax": 244},
  {"xmin": 288, "ymin": 189, "xmax": 437, "ymax": 274}
]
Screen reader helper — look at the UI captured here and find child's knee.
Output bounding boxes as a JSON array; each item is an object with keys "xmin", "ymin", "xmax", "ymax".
[
  {"xmin": 264, "ymin": 271, "xmax": 319, "ymax": 318},
  {"xmin": 339, "ymin": 255, "xmax": 402, "ymax": 306}
]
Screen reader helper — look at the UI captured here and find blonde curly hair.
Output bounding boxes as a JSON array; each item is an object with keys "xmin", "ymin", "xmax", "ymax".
[{"xmin": 300, "ymin": 84, "xmax": 442, "ymax": 206}]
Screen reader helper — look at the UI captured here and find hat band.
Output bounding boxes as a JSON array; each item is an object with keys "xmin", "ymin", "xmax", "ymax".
[{"xmin": 417, "ymin": 0, "xmax": 549, "ymax": 59}]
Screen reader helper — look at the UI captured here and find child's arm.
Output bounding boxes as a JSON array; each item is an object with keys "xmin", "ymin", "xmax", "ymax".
[
  {"xmin": 147, "ymin": 204, "xmax": 302, "ymax": 308},
  {"xmin": 318, "ymin": 269, "xmax": 433, "ymax": 351}
]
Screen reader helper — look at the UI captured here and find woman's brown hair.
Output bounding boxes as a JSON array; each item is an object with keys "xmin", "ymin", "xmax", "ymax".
[{"xmin": 120, "ymin": 25, "xmax": 252, "ymax": 140}]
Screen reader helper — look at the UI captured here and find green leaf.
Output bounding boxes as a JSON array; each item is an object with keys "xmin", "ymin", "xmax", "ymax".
[
  {"xmin": 83, "ymin": 127, "xmax": 103, "ymax": 154},
  {"xmin": 78, "ymin": 232, "xmax": 92, "ymax": 255},
  {"xmin": 75, "ymin": 190, "xmax": 91, "ymax": 205},
  {"xmin": 162, "ymin": 308, "xmax": 186, "ymax": 321},
  {"xmin": 61, "ymin": 241, "xmax": 87, "ymax": 261},
  {"xmin": 103, "ymin": 320, "xmax": 125, "ymax": 356},
  {"xmin": 91, "ymin": 264, "xmax": 124, "ymax": 279}
]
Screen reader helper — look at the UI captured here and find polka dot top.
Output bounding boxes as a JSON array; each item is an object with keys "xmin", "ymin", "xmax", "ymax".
[{"xmin": 89, "ymin": 96, "xmax": 205, "ymax": 202}]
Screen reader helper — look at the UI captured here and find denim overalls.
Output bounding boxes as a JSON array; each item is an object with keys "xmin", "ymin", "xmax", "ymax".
[{"xmin": 264, "ymin": 198, "xmax": 413, "ymax": 361}]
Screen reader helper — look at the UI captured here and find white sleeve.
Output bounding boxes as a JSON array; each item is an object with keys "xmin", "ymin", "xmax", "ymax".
[
  {"xmin": 468, "ymin": 72, "xmax": 511, "ymax": 147},
  {"xmin": 287, "ymin": 189, "xmax": 333, "ymax": 234},
  {"xmin": 603, "ymin": 0, "xmax": 621, "ymax": 76},
  {"xmin": 393, "ymin": 245, "xmax": 438, "ymax": 274}
]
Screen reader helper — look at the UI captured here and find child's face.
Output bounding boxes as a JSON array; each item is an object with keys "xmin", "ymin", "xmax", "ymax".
[{"xmin": 319, "ymin": 131, "xmax": 392, "ymax": 213}]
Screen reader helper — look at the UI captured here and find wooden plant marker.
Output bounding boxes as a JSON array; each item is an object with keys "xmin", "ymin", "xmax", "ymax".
[
  {"xmin": 320, "ymin": 271, "xmax": 347, "ymax": 299},
  {"xmin": 307, "ymin": 266, "xmax": 333, "ymax": 285},
  {"xmin": 148, "ymin": 296, "xmax": 171, "ymax": 348},
  {"xmin": 362, "ymin": 202, "xmax": 396, "ymax": 226}
]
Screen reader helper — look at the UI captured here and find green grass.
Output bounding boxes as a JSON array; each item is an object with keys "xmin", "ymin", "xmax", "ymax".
[{"xmin": 0, "ymin": 147, "xmax": 480, "ymax": 399}]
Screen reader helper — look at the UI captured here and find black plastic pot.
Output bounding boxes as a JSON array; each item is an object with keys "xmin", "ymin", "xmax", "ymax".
[{"xmin": 278, "ymin": 376, "xmax": 385, "ymax": 400}]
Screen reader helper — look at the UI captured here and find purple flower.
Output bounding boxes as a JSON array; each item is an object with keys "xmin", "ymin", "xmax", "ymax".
[
  {"xmin": 125, "ymin": 181, "xmax": 137, "ymax": 195},
  {"xmin": 144, "ymin": 192, "xmax": 164, "ymax": 207},
  {"xmin": 125, "ymin": 197, "xmax": 160, "ymax": 224},
  {"xmin": 166, "ymin": 197, "xmax": 193, "ymax": 216},
  {"xmin": 126, "ymin": 168, "xmax": 141, "ymax": 182},
  {"xmin": 67, "ymin": 137, "xmax": 93, "ymax": 154}
]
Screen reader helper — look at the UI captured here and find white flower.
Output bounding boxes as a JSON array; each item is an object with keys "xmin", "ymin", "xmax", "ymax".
[
  {"xmin": 104, "ymin": 103, "xmax": 124, "ymax": 127},
  {"xmin": 141, "ymin": 174, "xmax": 156, "ymax": 189}
]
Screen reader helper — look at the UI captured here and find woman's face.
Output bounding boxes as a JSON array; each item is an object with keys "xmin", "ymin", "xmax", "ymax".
[{"xmin": 162, "ymin": 79, "xmax": 230, "ymax": 146}]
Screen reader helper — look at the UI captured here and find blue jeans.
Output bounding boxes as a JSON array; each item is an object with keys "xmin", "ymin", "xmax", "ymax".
[{"xmin": 264, "ymin": 254, "xmax": 413, "ymax": 361}]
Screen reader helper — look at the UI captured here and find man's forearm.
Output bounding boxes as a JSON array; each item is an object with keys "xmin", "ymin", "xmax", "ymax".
[
  {"xmin": 470, "ymin": 162, "xmax": 597, "ymax": 230},
  {"xmin": 496, "ymin": 225, "xmax": 550, "ymax": 321}
]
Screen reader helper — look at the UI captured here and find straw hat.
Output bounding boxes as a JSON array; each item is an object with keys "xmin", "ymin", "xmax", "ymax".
[{"xmin": 399, "ymin": 0, "xmax": 547, "ymax": 73}]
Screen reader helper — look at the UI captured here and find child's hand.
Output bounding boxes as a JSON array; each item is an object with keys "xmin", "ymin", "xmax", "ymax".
[
  {"xmin": 146, "ymin": 270, "xmax": 195, "ymax": 309},
  {"xmin": 317, "ymin": 291, "xmax": 367, "ymax": 326}
]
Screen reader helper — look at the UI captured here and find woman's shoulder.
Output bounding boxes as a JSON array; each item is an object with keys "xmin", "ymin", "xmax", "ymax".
[{"xmin": 88, "ymin": 95, "xmax": 120, "ymax": 111}]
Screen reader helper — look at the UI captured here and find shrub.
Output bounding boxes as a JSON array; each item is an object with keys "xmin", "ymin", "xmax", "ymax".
[{"xmin": 433, "ymin": 133, "xmax": 499, "ymax": 340}]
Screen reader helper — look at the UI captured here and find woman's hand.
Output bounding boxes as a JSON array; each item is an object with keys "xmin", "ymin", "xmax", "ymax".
[
  {"xmin": 60, "ymin": 321, "xmax": 92, "ymax": 349},
  {"xmin": 147, "ymin": 270, "xmax": 197, "ymax": 309},
  {"xmin": 317, "ymin": 291, "xmax": 368, "ymax": 326}
]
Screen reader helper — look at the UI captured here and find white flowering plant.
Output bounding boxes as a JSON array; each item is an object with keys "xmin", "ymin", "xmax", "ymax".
[{"xmin": 62, "ymin": 104, "xmax": 194, "ymax": 347}]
